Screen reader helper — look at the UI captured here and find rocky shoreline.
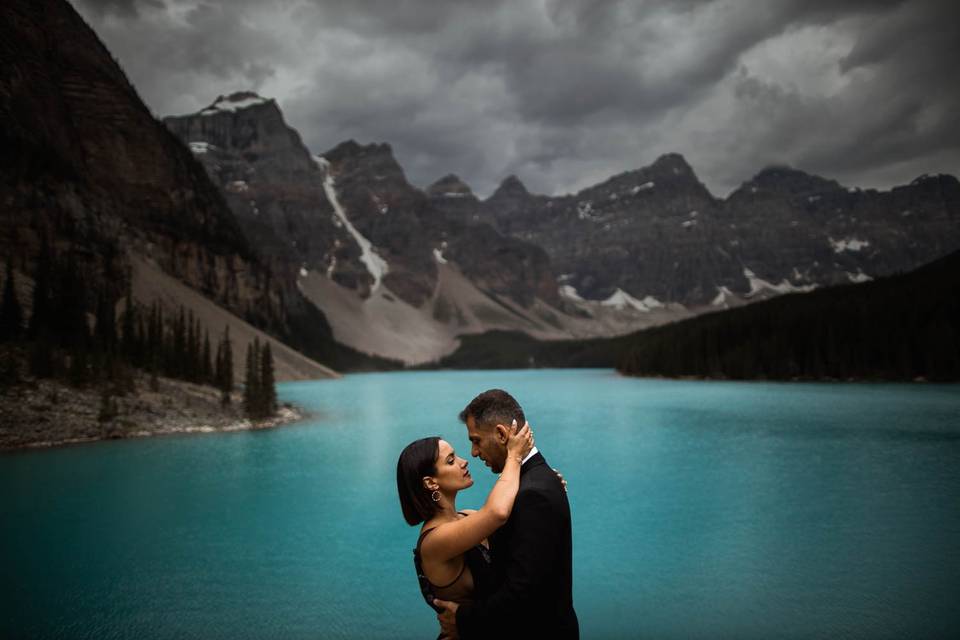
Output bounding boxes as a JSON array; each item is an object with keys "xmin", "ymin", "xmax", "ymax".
[{"xmin": 0, "ymin": 372, "xmax": 306, "ymax": 452}]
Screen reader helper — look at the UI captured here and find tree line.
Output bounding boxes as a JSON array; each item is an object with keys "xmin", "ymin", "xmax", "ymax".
[
  {"xmin": 0, "ymin": 242, "xmax": 278, "ymax": 420},
  {"xmin": 432, "ymin": 250, "xmax": 960, "ymax": 382},
  {"xmin": 617, "ymin": 250, "xmax": 960, "ymax": 381}
]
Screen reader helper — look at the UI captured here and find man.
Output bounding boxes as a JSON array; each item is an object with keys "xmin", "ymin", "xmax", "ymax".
[{"xmin": 434, "ymin": 389, "xmax": 579, "ymax": 639}]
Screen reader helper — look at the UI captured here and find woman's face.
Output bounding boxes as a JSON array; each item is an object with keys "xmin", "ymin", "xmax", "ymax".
[{"xmin": 430, "ymin": 439, "xmax": 473, "ymax": 493}]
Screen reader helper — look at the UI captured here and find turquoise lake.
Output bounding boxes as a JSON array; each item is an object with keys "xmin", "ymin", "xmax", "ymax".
[{"xmin": 2, "ymin": 369, "xmax": 959, "ymax": 639}]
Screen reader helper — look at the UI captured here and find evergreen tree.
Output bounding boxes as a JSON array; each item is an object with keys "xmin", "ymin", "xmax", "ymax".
[
  {"xmin": 29, "ymin": 338, "xmax": 54, "ymax": 378},
  {"xmin": 55, "ymin": 252, "xmax": 89, "ymax": 350},
  {"xmin": 94, "ymin": 290, "xmax": 117, "ymax": 354},
  {"xmin": 69, "ymin": 348, "xmax": 89, "ymax": 387},
  {"xmin": 97, "ymin": 387, "xmax": 119, "ymax": 423},
  {"xmin": 149, "ymin": 302, "xmax": 162, "ymax": 374},
  {"xmin": 218, "ymin": 326, "xmax": 233, "ymax": 405},
  {"xmin": 172, "ymin": 306, "xmax": 186, "ymax": 377},
  {"xmin": 121, "ymin": 289, "xmax": 136, "ymax": 361},
  {"xmin": 186, "ymin": 310, "xmax": 196, "ymax": 381},
  {"xmin": 28, "ymin": 235, "xmax": 53, "ymax": 340},
  {"xmin": 243, "ymin": 339, "xmax": 259, "ymax": 418},
  {"xmin": 27, "ymin": 233, "xmax": 56, "ymax": 377},
  {"xmin": 135, "ymin": 314, "xmax": 146, "ymax": 368},
  {"xmin": 192, "ymin": 317, "xmax": 202, "ymax": 382},
  {"xmin": 201, "ymin": 330, "xmax": 212, "ymax": 384},
  {"xmin": 0, "ymin": 346, "xmax": 19, "ymax": 387},
  {"xmin": 0, "ymin": 259, "xmax": 23, "ymax": 341},
  {"xmin": 260, "ymin": 341, "xmax": 277, "ymax": 417}
]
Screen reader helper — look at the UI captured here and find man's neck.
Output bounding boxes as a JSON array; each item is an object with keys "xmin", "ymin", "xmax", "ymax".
[{"xmin": 521, "ymin": 446, "xmax": 539, "ymax": 466}]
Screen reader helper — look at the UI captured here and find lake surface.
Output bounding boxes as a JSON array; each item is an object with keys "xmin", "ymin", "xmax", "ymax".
[{"xmin": 2, "ymin": 370, "xmax": 959, "ymax": 639}]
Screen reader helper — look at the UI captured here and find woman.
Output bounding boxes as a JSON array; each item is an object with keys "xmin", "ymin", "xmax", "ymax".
[{"xmin": 396, "ymin": 421, "xmax": 533, "ymax": 614}]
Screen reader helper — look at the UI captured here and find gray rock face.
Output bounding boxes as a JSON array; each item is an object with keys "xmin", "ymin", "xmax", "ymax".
[
  {"xmin": 164, "ymin": 94, "xmax": 371, "ymax": 294},
  {"xmin": 167, "ymin": 91, "xmax": 960, "ymax": 323},
  {"xmin": 0, "ymin": 3, "xmax": 294, "ymax": 336},
  {"xmin": 167, "ymin": 101, "xmax": 558, "ymax": 310},
  {"xmin": 724, "ymin": 169, "xmax": 960, "ymax": 292},
  {"xmin": 433, "ymin": 155, "xmax": 960, "ymax": 306},
  {"xmin": 320, "ymin": 141, "xmax": 559, "ymax": 308}
]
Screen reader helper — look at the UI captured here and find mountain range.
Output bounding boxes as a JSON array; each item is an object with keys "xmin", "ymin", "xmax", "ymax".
[
  {"xmin": 2, "ymin": 0, "xmax": 958, "ymax": 375},
  {"xmin": 164, "ymin": 92, "xmax": 959, "ymax": 364}
]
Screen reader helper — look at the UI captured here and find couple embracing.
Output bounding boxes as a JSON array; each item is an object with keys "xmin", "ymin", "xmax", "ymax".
[{"xmin": 396, "ymin": 389, "xmax": 579, "ymax": 639}]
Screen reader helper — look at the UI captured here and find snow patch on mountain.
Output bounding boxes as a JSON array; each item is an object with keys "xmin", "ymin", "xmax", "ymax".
[
  {"xmin": 314, "ymin": 155, "xmax": 389, "ymax": 290},
  {"xmin": 201, "ymin": 94, "xmax": 269, "ymax": 115},
  {"xmin": 577, "ymin": 201, "xmax": 595, "ymax": 220},
  {"xmin": 559, "ymin": 285, "xmax": 585, "ymax": 301},
  {"xmin": 846, "ymin": 269, "xmax": 872, "ymax": 283},
  {"xmin": 829, "ymin": 237, "xmax": 870, "ymax": 253},
  {"xmin": 601, "ymin": 289, "xmax": 664, "ymax": 312},
  {"xmin": 711, "ymin": 286, "xmax": 734, "ymax": 307},
  {"xmin": 188, "ymin": 141, "xmax": 215, "ymax": 154},
  {"xmin": 743, "ymin": 267, "xmax": 817, "ymax": 297}
]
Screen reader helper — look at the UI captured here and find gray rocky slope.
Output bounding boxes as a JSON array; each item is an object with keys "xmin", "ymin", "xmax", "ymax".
[
  {"xmin": 0, "ymin": 1, "xmax": 340, "ymax": 381},
  {"xmin": 440, "ymin": 155, "xmax": 959, "ymax": 307},
  {"xmin": 167, "ymin": 94, "xmax": 660, "ymax": 364},
  {"xmin": 166, "ymin": 92, "xmax": 960, "ymax": 362}
]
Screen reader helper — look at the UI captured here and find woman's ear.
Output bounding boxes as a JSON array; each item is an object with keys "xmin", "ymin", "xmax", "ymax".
[{"xmin": 422, "ymin": 476, "xmax": 438, "ymax": 491}]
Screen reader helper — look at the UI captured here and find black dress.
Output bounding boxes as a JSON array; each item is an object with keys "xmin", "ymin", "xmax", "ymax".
[{"xmin": 413, "ymin": 513, "xmax": 495, "ymax": 613}]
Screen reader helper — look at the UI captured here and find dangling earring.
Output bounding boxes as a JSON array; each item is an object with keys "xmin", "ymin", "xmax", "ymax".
[{"xmin": 431, "ymin": 490, "xmax": 441, "ymax": 503}]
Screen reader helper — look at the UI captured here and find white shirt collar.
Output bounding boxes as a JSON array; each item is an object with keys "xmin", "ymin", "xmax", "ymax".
[{"xmin": 521, "ymin": 446, "xmax": 539, "ymax": 466}]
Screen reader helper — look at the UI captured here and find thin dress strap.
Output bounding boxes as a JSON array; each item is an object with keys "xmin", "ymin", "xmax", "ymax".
[{"xmin": 415, "ymin": 527, "xmax": 467, "ymax": 589}]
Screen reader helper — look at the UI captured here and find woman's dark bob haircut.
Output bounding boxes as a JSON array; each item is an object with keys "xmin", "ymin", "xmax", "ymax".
[{"xmin": 397, "ymin": 437, "xmax": 441, "ymax": 526}]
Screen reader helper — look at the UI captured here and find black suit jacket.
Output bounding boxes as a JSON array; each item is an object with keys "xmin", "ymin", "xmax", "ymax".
[{"xmin": 455, "ymin": 452, "xmax": 579, "ymax": 639}]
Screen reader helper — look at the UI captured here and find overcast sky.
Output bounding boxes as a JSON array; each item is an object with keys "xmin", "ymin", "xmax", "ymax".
[{"xmin": 75, "ymin": 0, "xmax": 959, "ymax": 198}]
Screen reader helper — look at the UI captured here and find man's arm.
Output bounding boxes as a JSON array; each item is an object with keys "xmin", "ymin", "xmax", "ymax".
[{"xmin": 454, "ymin": 488, "xmax": 558, "ymax": 637}]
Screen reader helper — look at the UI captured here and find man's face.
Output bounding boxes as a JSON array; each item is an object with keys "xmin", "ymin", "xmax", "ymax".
[{"xmin": 465, "ymin": 415, "xmax": 508, "ymax": 473}]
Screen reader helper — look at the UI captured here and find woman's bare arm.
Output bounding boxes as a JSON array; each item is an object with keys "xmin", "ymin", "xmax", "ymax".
[{"xmin": 421, "ymin": 422, "xmax": 533, "ymax": 563}]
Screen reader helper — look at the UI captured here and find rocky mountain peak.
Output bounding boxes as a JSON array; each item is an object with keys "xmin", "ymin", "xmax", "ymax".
[
  {"xmin": 321, "ymin": 139, "xmax": 408, "ymax": 187},
  {"xmin": 748, "ymin": 165, "xmax": 840, "ymax": 195},
  {"xmin": 908, "ymin": 173, "xmax": 960, "ymax": 190},
  {"xmin": 165, "ymin": 91, "xmax": 314, "ymax": 177},
  {"xmin": 322, "ymin": 139, "xmax": 395, "ymax": 165},
  {"xmin": 198, "ymin": 91, "xmax": 276, "ymax": 116},
  {"xmin": 577, "ymin": 151, "xmax": 712, "ymax": 204},
  {"xmin": 427, "ymin": 174, "xmax": 476, "ymax": 199},
  {"xmin": 490, "ymin": 175, "xmax": 530, "ymax": 200},
  {"xmin": 650, "ymin": 152, "xmax": 694, "ymax": 176}
]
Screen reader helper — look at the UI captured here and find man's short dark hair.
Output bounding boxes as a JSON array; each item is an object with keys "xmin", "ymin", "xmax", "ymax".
[{"xmin": 459, "ymin": 389, "xmax": 525, "ymax": 431}]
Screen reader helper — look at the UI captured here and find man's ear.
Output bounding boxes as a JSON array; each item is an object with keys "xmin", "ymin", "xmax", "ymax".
[{"xmin": 494, "ymin": 419, "xmax": 518, "ymax": 443}]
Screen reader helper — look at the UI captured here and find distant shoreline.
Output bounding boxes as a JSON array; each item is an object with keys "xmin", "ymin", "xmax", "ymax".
[
  {"xmin": 5, "ymin": 405, "xmax": 307, "ymax": 453},
  {"xmin": 618, "ymin": 372, "xmax": 945, "ymax": 383},
  {"xmin": 0, "ymin": 373, "xmax": 310, "ymax": 453}
]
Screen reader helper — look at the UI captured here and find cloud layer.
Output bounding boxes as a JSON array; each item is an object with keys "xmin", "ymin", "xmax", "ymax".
[{"xmin": 75, "ymin": 0, "xmax": 960, "ymax": 197}]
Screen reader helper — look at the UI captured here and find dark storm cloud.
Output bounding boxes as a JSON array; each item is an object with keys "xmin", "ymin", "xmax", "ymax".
[
  {"xmin": 76, "ymin": 0, "xmax": 163, "ymax": 18},
  {"xmin": 73, "ymin": 0, "xmax": 960, "ymax": 197}
]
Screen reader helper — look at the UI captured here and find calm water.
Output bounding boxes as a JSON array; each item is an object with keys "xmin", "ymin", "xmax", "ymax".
[{"xmin": 2, "ymin": 370, "xmax": 959, "ymax": 639}]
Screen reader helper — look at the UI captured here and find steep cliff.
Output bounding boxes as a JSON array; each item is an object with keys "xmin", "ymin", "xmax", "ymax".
[{"xmin": 0, "ymin": 0, "xmax": 375, "ymax": 376}]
